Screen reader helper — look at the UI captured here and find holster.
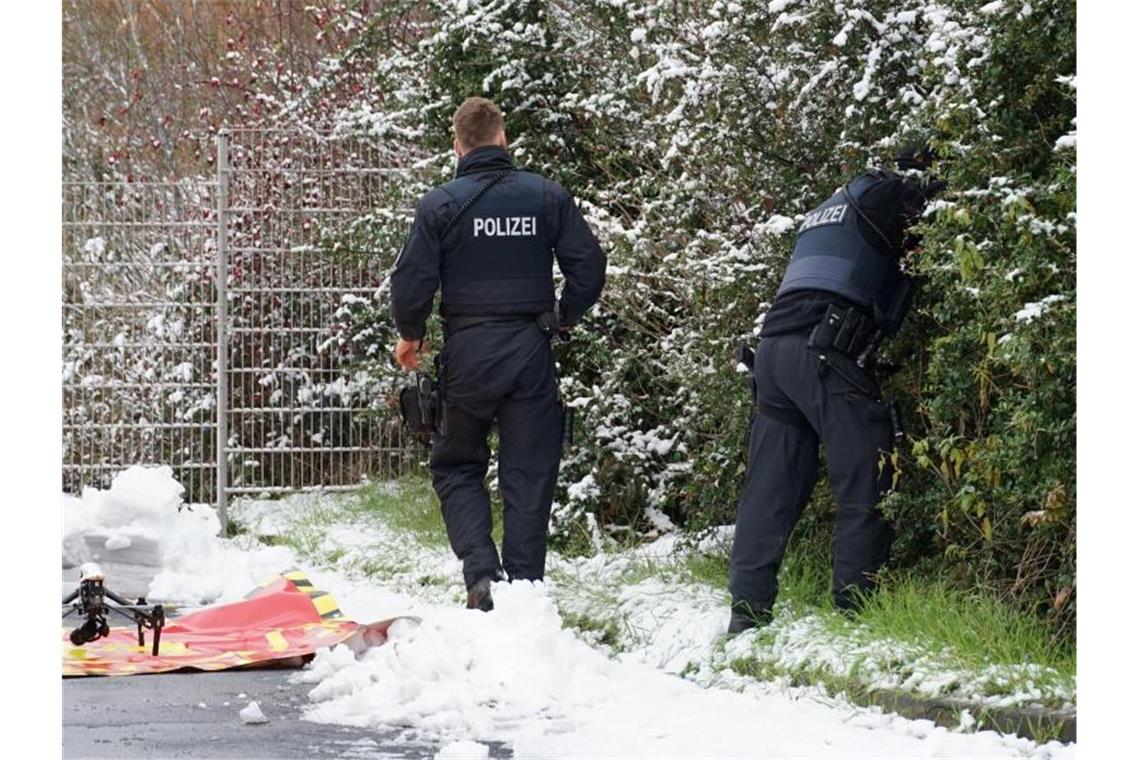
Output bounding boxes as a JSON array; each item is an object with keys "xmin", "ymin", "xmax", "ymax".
[
  {"xmin": 399, "ymin": 372, "xmax": 438, "ymax": 444},
  {"xmin": 403, "ymin": 309, "xmax": 565, "ymax": 445},
  {"xmin": 809, "ymin": 304, "xmax": 884, "ymax": 367}
]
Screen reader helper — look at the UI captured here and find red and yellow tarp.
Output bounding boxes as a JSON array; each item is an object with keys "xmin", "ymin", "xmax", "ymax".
[{"xmin": 63, "ymin": 570, "xmax": 394, "ymax": 677}]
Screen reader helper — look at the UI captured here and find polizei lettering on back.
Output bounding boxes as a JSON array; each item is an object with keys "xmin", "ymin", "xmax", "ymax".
[
  {"xmin": 473, "ymin": 216, "xmax": 538, "ymax": 238},
  {"xmin": 797, "ymin": 203, "xmax": 849, "ymax": 234}
]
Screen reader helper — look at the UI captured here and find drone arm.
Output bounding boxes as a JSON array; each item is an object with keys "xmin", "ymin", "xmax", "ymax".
[{"xmin": 104, "ymin": 588, "xmax": 134, "ymax": 606}]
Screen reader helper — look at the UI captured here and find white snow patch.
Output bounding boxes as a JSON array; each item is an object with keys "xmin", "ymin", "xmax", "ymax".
[
  {"xmin": 567, "ymin": 474, "xmax": 600, "ymax": 504},
  {"xmin": 239, "ymin": 701, "xmax": 269, "ymax": 724},
  {"xmin": 756, "ymin": 214, "xmax": 795, "ymax": 236},
  {"xmin": 644, "ymin": 506, "xmax": 676, "ymax": 533},
  {"xmin": 435, "ymin": 740, "xmax": 490, "ymax": 759},
  {"xmin": 1014, "ymin": 295, "xmax": 1066, "ymax": 323},
  {"xmin": 83, "ymin": 236, "xmax": 106, "ymax": 256}
]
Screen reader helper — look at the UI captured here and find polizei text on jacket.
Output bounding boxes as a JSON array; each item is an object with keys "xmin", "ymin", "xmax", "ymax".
[{"xmin": 473, "ymin": 216, "xmax": 538, "ymax": 237}]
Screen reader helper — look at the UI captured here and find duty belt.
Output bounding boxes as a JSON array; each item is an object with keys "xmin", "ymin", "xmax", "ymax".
[
  {"xmin": 444, "ymin": 315, "xmax": 529, "ymax": 338},
  {"xmin": 444, "ymin": 311, "xmax": 561, "ymax": 339},
  {"xmin": 807, "ymin": 304, "xmax": 884, "ymax": 367}
]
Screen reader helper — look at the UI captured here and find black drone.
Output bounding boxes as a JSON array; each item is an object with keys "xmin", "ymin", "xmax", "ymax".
[{"xmin": 62, "ymin": 563, "xmax": 166, "ymax": 656}]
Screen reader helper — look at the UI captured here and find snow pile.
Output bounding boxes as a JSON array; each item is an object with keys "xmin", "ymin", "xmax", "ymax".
[
  {"xmin": 298, "ymin": 583, "xmax": 601, "ymax": 739},
  {"xmin": 299, "ymin": 580, "xmax": 1070, "ymax": 758},
  {"xmin": 63, "ymin": 466, "xmax": 184, "ymax": 554},
  {"xmin": 63, "ymin": 466, "xmax": 294, "ymax": 603}
]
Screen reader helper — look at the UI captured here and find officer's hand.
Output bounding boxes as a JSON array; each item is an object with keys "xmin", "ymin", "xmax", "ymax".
[{"xmin": 395, "ymin": 338, "xmax": 427, "ymax": 371}]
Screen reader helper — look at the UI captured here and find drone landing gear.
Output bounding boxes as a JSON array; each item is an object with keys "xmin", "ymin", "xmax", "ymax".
[{"xmin": 62, "ymin": 564, "xmax": 166, "ymax": 656}]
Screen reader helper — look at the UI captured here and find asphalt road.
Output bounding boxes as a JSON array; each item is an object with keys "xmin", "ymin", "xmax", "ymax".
[
  {"xmin": 62, "ymin": 534, "xmax": 510, "ymax": 759},
  {"xmin": 64, "ymin": 668, "xmax": 464, "ymax": 759}
]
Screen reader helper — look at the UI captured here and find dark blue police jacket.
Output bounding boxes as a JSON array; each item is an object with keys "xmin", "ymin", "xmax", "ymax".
[
  {"xmin": 390, "ymin": 145, "xmax": 607, "ymax": 341},
  {"xmin": 776, "ymin": 172, "xmax": 913, "ymax": 334}
]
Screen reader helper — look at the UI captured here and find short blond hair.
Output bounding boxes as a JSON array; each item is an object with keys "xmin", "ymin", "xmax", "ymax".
[{"xmin": 452, "ymin": 97, "xmax": 505, "ymax": 151}]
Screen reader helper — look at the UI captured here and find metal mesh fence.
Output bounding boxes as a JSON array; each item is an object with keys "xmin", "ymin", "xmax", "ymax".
[
  {"xmin": 220, "ymin": 128, "xmax": 416, "ymax": 499},
  {"xmin": 62, "ymin": 178, "xmax": 221, "ymax": 502},
  {"xmin": 63, "ymin": 129, "xmax": 423, "ymax": 519}
]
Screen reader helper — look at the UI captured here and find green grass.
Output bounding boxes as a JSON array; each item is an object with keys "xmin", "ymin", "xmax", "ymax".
[
  {"xmin": 678, "ymin": 531, "xmax": 1074, "ymax": 691},
  {"xmin": 267, "ymin": 498, "xmax": 344, "ymax": 557},
  {"xmin": 683, "ymin": 550, "xmax": 730, "ymax": 587},
  {"xmin": 844, "ymin": 572, "xmax": 1075, "ymax": 681},
  {"xmin": 772, "ymin": 537, "xmax": 833, "ymax": 610},
  {"xmin": 350, "ymin": 476, "xmax": 505, "ymax": 548},
  {"xmin": 730, "ymin": 654, "xmax": 842, "ymax": 691},
  {"xmin": 560, "ymin": 611, "xmax": 622, "ymax": 649},
  {"xmin": 349, "ymin": 478, "xmax": 449, "ymax": 547}
]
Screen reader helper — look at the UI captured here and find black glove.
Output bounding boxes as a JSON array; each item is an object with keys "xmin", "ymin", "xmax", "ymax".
[
  {"xmin": 919, "ymin": 176, "xmax": 948, "ymax": 201},
  {"xmin": 896, "ymin": 143, "xmax": 937, "ymax": 171},
  {"xmin": 895, "ymin": 143, "xmax": 947, "ymax": 201}
]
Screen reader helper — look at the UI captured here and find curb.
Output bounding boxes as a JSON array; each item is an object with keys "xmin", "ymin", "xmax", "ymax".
[{"xmin": 854, "ymin": 687, "xmax": 1076, "ymax": 744}]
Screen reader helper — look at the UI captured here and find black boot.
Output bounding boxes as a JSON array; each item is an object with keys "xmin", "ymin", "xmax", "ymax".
[
  {"xmin": 466, "ymin": 577, "xmax": 494, "ymax": 612},
  {"xmin": 727, "ymin": 599, "xmax": 772, "ymax": 635}
]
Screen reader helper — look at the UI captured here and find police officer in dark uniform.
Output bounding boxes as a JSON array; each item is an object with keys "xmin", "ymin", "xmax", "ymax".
[
  {"xmin": 390, "ymin": 97, "xmax": 606, "ymax": 611},
  {"xmin": 728, "ymin": 151, "xmax": 943, "ymax": 633}
]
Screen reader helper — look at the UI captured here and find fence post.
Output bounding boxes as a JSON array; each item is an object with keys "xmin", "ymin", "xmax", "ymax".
[{"xmin": 215, "ymin": 129, "xmax": 231, "ymax": 536}]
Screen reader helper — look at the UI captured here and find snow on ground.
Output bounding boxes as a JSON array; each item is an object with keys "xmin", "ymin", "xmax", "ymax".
[
  {"xmin": 534, "ymin": 533, "xmax": 1073, "ymax": 712},
  {"xmin": 297, "ymin": 574, "xmax": 1069, "ymax": 758},
  {"xmin": 63, "ymin": 469, "xmax": 1075, "ymax": 757}
]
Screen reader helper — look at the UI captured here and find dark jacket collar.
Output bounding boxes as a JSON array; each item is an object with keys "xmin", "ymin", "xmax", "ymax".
[{"xmin": 456, "ymin": 145, "xmax": 515, "ymax": 178}]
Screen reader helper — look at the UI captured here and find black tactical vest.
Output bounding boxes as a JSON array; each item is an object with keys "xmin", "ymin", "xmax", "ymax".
[
  {"xmin": 438, "ymin": 169, "xmax": 557, "ymax": 318},
  {"xmin": 776, "ymin": 173, "xmax": 912, "ymax": 334}
]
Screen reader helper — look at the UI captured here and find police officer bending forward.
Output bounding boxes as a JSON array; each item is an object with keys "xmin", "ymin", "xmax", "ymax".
[
  {"xmin": 390, "ymin": 97, "xmax": 607, "ymax": 611},
  {"xmin": 728, "ymin": 153, "xmax": 943, "ymax": 633}
]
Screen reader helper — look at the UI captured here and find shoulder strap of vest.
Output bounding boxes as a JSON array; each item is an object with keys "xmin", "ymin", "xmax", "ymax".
[{"xmin": 440, "ymin": 169, "xmax": 514, "ymax": 242}]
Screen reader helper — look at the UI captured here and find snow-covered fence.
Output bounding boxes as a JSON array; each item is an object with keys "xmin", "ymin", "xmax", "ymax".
[
  {"xmin": 218, "ymin": 128, "xmax": 418, "ymax": 506},
  {"xmin": 63, "ymin": 177, "xmax": 221, "ymax": 506},
  {"xmin": 63, "ymin": 129, "xmax": 422, "ymax": 524}
]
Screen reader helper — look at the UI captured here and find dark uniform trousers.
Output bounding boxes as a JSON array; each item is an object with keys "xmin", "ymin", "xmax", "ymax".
[
  {"xmin": 729, "ymin": 331, "xmax": 895, "ymax": 612},
  {"xmin": 430, "ymin": 321, "xmax": 563, "ymax": 589}
]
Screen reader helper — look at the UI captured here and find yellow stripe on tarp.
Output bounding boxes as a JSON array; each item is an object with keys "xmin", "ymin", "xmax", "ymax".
[
  {"xmin": 265, "ymin": 631, "xmax": 289, "ymax": 652},
  {"xmin": 284, "ymin": 570, "xmax": 313, "ymax": 588},
  {"xmin": 307, "ymin": 592, "xmax": 341, "ymax": 618}
]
